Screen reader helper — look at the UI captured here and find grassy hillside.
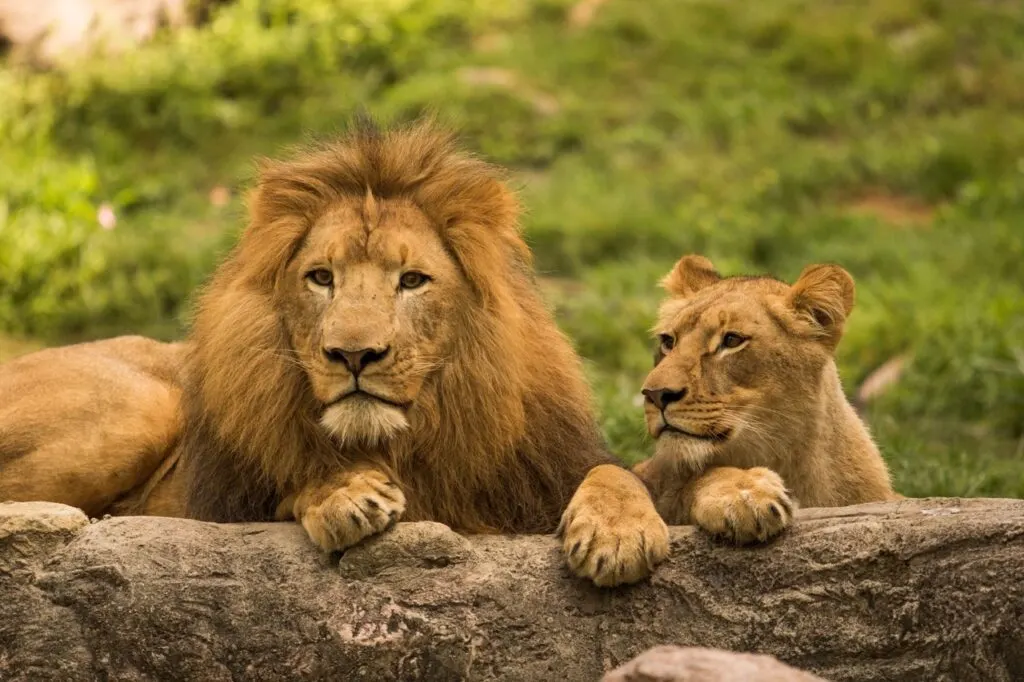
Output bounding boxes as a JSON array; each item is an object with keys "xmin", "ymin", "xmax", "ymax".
[{"xmin": 1, "ymin": 0, "xmax": 1022, "ymax": 497}]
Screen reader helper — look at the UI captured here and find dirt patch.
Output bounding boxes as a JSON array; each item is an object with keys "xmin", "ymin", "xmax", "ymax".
[
  {"xmin": 537, "ymin": 275, "xmax": 587, "ymax": 299},
  {"xmin": 568, "ymin": 0, "xmax": 609, "ymax": 29},
  {"xmin": 457, "ymin": 67, "xmax": 561, "ymax": 116},
  {"xmin": 843, "ymin": 191, "xmax": 936, "ymax": 227}
]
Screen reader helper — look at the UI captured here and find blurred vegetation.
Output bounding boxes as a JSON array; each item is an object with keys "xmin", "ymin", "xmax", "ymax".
[{"xmin": 1, "ymin": 0, "xmax": 1021, "ymax": 497}]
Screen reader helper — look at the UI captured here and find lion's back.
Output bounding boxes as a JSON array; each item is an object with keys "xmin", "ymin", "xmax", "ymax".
[{"xmin": 0, "ymin": 335, "xmax": 185, "ymax": 516}]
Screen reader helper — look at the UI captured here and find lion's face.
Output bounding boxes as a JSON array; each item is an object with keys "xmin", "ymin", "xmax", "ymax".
[
  {"xmin": 642, "ymin": 255, "xmax": 854, "ymax": 467},
  {"xmin": 278, "ymin": 196, "xmax": 468, "ymax": 446}
]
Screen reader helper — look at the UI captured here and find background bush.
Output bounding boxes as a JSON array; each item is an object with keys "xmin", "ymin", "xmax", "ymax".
[{"xmin": 1, "ymin": 0, "xmax": 1021, "ymax": 496}]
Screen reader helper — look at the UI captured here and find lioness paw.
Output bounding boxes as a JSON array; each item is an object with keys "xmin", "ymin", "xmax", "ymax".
[
  {"xmin": 296, "ymin": 470, "xmax": 406, "ymax": 552},
  {"xmin": 691, "ymin": 466, "xmax": 794, "ymax": 545},
  {"xmin": 558, "ymin": 464, "xmax": 669, "ymax": 587}
]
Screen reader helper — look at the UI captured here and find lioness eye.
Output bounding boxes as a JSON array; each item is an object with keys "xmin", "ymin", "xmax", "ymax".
[
  {"xmin": 399, "ymin": 271, "xmax": 430, "ymax": 290},
  {"xmin": 658, "ymin": 334, "xmax": 675, "ymax": 353},
  {"xmin": 720, "ymin": 332, "xmax": 747, "ymax": 350},
  {"xmin": 307, "ymin": 269, "xmax": 333, "ymax": 287}
]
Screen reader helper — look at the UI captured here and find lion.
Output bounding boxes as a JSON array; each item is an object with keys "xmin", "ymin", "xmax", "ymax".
[
  {"xmin": 632, "ymin": 255, "xmax": 899, "ymax": 544},
  {"xmin": 0, "ymin": 118, "xmax": 667, "ymax": 587}
]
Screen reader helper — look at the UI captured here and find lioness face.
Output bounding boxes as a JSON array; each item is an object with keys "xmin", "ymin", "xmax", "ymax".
[
  {"xmin": 279, "ymin": 196, "xmax": 467, "ymax": 446},
  {"xmin": 643, "ymin": 287, "xmax": 786, "ymax": 466},
  {"xmin": 642, "ymin": 255, "xmax": 853, "ymax": 467}
]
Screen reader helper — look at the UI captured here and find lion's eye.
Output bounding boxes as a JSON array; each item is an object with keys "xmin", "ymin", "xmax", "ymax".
[
  {"xmin": 399, "ymin": 271, "xmax": 430, "ymax": 290},
  {"xmin": 658, "ymin": 334, "xmax": 675, "ymax": 353},
  {"xmin": 720, "ymin": 332, "xmax": 747, "ymax": 350},
  {"xmin": 307, "ymin": 269, "xmax": 333, "ymax": 287}
]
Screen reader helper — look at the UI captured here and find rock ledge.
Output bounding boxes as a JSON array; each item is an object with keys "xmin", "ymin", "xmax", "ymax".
[{"xmin": 1, "ymin": 498, "xmax": 1022, "ymax": 681}]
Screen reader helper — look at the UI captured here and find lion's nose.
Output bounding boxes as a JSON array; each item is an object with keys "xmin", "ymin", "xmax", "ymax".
[
  {"xmin": 323, "ymin": 345, "xmax": 390, "ymax": 376},
  {"xmin": 642, "ymin": 387, "xmax": 687, "ymax": 411}
]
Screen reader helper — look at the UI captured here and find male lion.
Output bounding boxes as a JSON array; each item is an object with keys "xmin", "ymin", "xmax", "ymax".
[
  {"xmin": 0, "ymin": 119, "xmax": 667, "ymax": 587},
  {"xmin": 633, "ymin": 255, "xmax": 898, "ymax": 544}
]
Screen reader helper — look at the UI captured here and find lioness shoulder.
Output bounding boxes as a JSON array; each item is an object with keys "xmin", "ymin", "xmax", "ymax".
[{"xmin": 634, "ymin": 255, "xmax": 898, "ymax": 544}]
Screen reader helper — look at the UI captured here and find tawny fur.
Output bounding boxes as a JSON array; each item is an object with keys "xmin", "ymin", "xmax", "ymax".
[
  {"xmin": 634, "ymin": 255, "xmax": 898, "ymax": 540},
  {"xmin": 0, "ymin": 336, "xmax": 185, "ymax": 517}
]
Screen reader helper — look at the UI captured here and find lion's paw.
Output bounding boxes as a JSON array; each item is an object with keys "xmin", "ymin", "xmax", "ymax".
[
  {"xmin": 691, "ymin": 466, "xmax": 794, "ymax": 545},
  {"xmin": 298, "ymin": 470, "xmax": 406, "ymax": 552},
  {"xmin": 558, "ymin": 464, "xmax": 669, "ymax": 587}
]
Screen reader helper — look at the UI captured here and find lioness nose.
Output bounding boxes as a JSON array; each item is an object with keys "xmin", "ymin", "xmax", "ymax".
[
  {"xmin": 323, "ymin": 346, "xmax": 390, "ymax": 375},
  {"xmin": 642, "ymin": 387, "xmax": 687, "ymax": 411}
]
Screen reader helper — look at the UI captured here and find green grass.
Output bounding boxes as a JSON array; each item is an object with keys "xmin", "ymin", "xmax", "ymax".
[{"xmin": 1, "ymin": 0, "xmax": 1022, "ymax": 497}]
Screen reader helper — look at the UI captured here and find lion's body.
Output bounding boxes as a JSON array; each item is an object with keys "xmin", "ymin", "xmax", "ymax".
[
  {"xmin": 0, "ymin": 336, "xmax": 185, "ymax": 518},
  {"xmin": 0, "ymin": 119, "xmax": 667, "ymax": 586},
  {"xmin": 634, "ymin": 256, "xmax": 897, "ymax": 542}
]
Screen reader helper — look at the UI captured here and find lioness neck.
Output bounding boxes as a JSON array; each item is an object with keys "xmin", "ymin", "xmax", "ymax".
[{"xmin": 783, "ymin": 361, "xmax": 895, "ymax": 507}]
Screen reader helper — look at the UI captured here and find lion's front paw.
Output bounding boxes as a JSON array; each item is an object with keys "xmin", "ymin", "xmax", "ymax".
[
  {"xmin": 691, "ymin": 466, "xmax": 794, "ymax": 545},
  {"xmin": 558, "ymin": 464, "xmax": 669, "ymax": 587},
  {"xmin": 297, "ymin": 470, "xmax": 406, "ymax": 552}
]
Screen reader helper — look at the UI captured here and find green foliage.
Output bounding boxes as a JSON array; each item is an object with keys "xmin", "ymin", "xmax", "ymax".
[{"xmin": 1, "ymin": 0, "xmax": 1022, "ymax": 496}]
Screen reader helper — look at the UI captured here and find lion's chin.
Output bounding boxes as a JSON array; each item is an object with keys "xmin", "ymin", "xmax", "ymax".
[
  {"xmin": 320, "ymin": 396, "xmax": 410, "ymax": 447},
  {"xmin": 654, "ymin": 431, "xmax": 718, "ymax": 468}
]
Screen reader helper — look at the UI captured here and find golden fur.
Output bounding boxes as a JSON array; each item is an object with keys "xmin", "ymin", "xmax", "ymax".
[
  {"xmin": 0, "ymin": 336, "xmax": 185, "ymax": 517},
  {"xmin": 633, "ymin": 255, "xmax": 898, "ymax": 544},
  {"xmin": 0, "ymin": 118, "xmax": 667, "ymax": 587}
]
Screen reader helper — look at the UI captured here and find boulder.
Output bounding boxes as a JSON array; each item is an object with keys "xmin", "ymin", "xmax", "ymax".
[
  {"xmin": 1, "ymin": 497, "xmax": 1022, "ymax": 681},
  {"xmin": 0, "ymin": 0, "xmax": 208, "ymax": 65},
  {"xmin": 600, "ymin": 645, "xmax": 827, "ymax": 682}
]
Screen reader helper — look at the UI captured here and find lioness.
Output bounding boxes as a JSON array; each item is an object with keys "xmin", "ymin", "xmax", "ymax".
[
  {"xmin": 0, "ymin": 119, "xmax": 668, "ymax": 587},
  {"xmin": 633, "ymin": 255, "xmax": 898, "ymax": 544}
]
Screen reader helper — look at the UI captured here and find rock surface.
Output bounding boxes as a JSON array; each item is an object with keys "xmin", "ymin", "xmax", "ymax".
[
  {"xmin": 1, "ymin": 497, "xmax": 1022, "ymax": 681},
  {"xmin": 601, "ymin": 645, "xmax": 827, "ymax": 682},
  {"xmin": 0, "ymin": 0, "xmax": 201, "ymax": 65}
]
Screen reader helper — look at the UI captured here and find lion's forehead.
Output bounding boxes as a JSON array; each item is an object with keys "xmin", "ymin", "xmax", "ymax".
[
  {"xmin": 658, "ymin": 288, "xmax": 785, "ymax": 338},
  {"xmin": 297, "ymin": 198, "xmax": 452, "ymax": 272}
]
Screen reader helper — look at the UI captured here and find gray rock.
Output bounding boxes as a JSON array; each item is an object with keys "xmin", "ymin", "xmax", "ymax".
[
  {"xmin": 0, "ymin": 0, "xmax": 194, "ymax": 65},
  {"xmin": 0, "ymin": 501, "xmax": 88, "ymax": 576},
  {"xmin": 0, "ymin": 497, "xmax": 1022, "ymax": 681},
  {"xmin": 601, "ymin": 645, "xmax": 827, "ymax": 682}
]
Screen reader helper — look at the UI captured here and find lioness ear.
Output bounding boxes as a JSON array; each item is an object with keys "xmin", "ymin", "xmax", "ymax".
[
  {"xmin": 788, "ymin": 263, "xmax": 855, "ymax": 345},
  {"xmin": 661, "ymin": 255, "xmax": 721, "ymax": 298}
]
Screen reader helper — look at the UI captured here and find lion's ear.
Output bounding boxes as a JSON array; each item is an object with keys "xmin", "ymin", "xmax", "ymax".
[
  {"xmin": 788, "ymin": 263, "xmax": 855, "ymax": 346},
  {"xmin": 661, "ymin": 255, "xmax": 721, "ymax": 298}
]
